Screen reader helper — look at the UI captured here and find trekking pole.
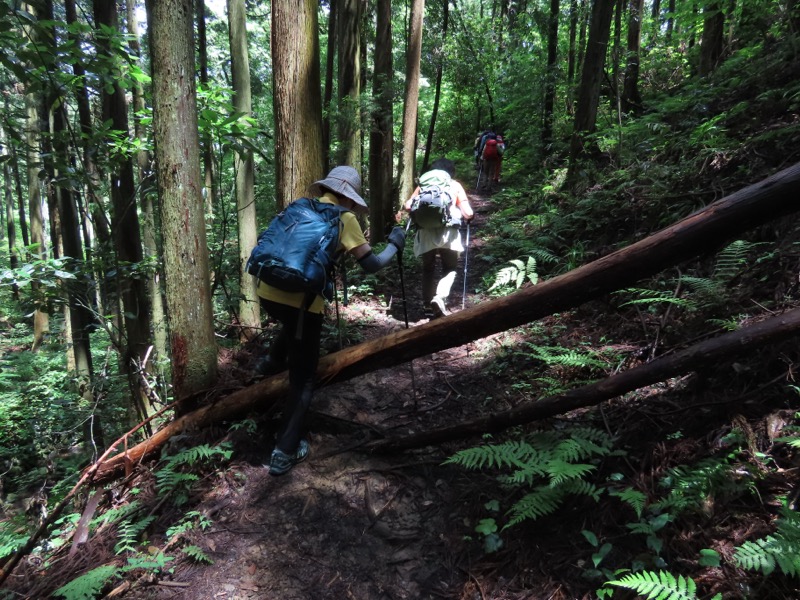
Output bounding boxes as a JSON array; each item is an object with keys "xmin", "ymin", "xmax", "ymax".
[
  {"xmin": 396, "ymin": 224, "xmax": 410, "ymax": 329},
  {"xmin": 396, "ymin": 219, "xmax": 418, "ymax": 409},
  {"xmin": 476, "ymin": 160, "xmax": 482, "ymax": 190},
  {"xmin": 462, "ymin": 222, "xmax": 471, "ymax": 310}
]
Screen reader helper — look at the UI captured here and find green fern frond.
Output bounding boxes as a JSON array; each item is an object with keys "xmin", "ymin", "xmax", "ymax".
[
  {"xmin": 680, "ymin": 275, "xmax": 721, "ymax": 298},
  {"xmin": 505, "ymin": 486, "xmax": 565, "ymax": 527},
  {"xmin": 735, "ymin": 508, "xmax": 800, "ymax": 577},
  {"xmin": 53, "ymin": 565, "xmax": 120, "ymax": 600},
  {"xmin": 444, "ymin": 440, "xmax": 538, "ymax": 471},
  {"xmin": 607, "ymin": 570, "xmax": 698, "ymax": 600},
  {"xmin": 561, "ymin": 479, "xmax": 603, "ymax": 501},
  {"xmin": 609, "ymin": 487, "xmax": 648, "ymax": 519},
  {"xmin": 547, "ymin": 460, "xmax": 596, "ymax": 485},
  {"xmin": 182, "ymin": 544, "xmax": 214, "ymax": 564},
  {"xmin": 114, "ymin": 515, "xmax": 156, "ymax": 554},
  {"xmin": 713, "ymin": 240, "xmax": 756, "ymax": 281},
  {"xmin": 616, "ymin": 287, "xmax": 693, "ymax": 309},
  {"xmin": 449, "ymin": 427, "xmax": 614, "ymax": 528},
  {"xmin": 489, "ymin": 256, "xmax": 539, "ymax": 292},
  {"xmin": 523, "ymin": 345, "xmax": 609, "ymax": 369}
]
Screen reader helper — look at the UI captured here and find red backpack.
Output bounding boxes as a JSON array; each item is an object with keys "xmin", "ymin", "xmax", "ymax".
[{"xmin": 482, "ymin": 137, "xmax": 499, "ymax": 159}]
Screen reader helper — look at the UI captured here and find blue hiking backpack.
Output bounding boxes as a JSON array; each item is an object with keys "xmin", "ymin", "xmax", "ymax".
[{"xmin": 246, "ymin": 197, "xmax": 348, "ymax": 301}]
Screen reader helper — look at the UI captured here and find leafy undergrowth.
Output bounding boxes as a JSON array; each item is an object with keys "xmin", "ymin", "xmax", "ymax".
[{"xmin": 3, "ymin": 184, "xmax": 800, "ymax": 600}]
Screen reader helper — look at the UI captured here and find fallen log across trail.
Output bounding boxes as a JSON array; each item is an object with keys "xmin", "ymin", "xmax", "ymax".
[
  {"xmin": 91, "ymin": 162, "xmax": 800, "ymax": 482},
  {"xmin": 366, "ymin": 306, "xmax": 800, "ymax": 452}
]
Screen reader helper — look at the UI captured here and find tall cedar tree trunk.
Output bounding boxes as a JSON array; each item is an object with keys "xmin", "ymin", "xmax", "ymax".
[
  {"xmin": 227, "ymin": 0, "xmax": 260, "ymax": 341},
  {"xmin": 196, "ymin": 0, "xmax": 217, "ymax": 219},
  {"xmin": 24, "ymin": 3, "xmax": 49, "ymax": 351},
  {"xmin": 65, "ymin": 0, "xmax": 111, "ymax": 333},
  {"xmin": 64, "ymin": 0, "xmax": 110, "ymax": 244},
  {"xmin": 369, "ymin": 0, "xmax": 394, "ymax": 244},
  {"xmin": 568, "ymin": 0, "xmax": 615, "ymax": 177},
  {"xmin": 272, "ymin": 0, "xmax": 325, "ymax": 207},
  {"xmin": 52, "ymin": 100, "xmax": 95, "ymax": 387},
  {"xmin": 422, "ymin": 0, "xmax": 449, "ymax": 173},
  {"xmin": 323, "ymin": 0, "xmax": 336, "ymax": 171},
  {"xmin": 666, "ymin": 0, "xmax": 675, "ymax": 42},
  {"xmin": 146, "ymin": 0, "xmax": 218, "ymax": 412},
  {"xmin": 566, "ymin": 0, "xmax": 579, "ymax": 113},
  {"xmin": 90, "ymin": 162, "xmax": 800, "ymax": 480},
  {"xmin": 94, "ymin": 0, "xmax": 153, "ymax": 420},
  {"xmin": 611, "ymin": 0, "xmax": 622, "ymax": 115},
  {"xmin": 336, "ymin": 0, "xmax": 362, "ymax": 169},
  {"xmin": 1, "ymin": 123, "xmax": 19, "ymax": 299},
  {"xmin": 622, "ymin": 0, "xmax": 644, "ymax": 114},
  {"xmin": 398, "ymin": 0, "xmax": 425, "ymax": 206},
  {"xmin": 34, "ymin": 0, "xmax": 95, "ymax": 415},
  {"xmin": 699, "ymin": 0, "xmax": 725, "ymax": 75},
  {"xmin": 542, "ymin": 0, "xmax": 560, "ymax": 148},
  {"xmin": 7, "ymin": 103, "xmax": 28, "ymax": 249},
  {"xmin": 128, "ymin": 0, "xmax": 168, "ymax": 399},
  {"xmin": 270, "ymin": 0, "xmax": 325, "ymax": 209}
]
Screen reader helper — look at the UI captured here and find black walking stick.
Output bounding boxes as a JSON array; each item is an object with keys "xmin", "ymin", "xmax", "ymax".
[
  {"xmin": 462, "ymin": 221, "xmax": 471, "ymax": 309},
  {"xmin": 396, "ymin": 219, "xmax": 418, "ymax": 408},
  {"xmin": 475, "ymin": 160, "xmax": 483, "ymax": 190},
  {"xmin": 396, "ymin": 219, "xmax": 412, "ymax": 329}
]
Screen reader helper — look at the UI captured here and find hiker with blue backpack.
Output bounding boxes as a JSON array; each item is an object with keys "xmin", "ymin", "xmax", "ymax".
[
  {"xmin": 403, "ymin": 158, "xmax": 474, "ymax": 318},
  {"xmin": 247, "ymin": 166, "xmax": 405, "ymax": 475}
]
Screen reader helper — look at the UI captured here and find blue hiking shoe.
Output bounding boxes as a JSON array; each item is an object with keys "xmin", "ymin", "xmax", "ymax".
[{"xmin": 268, "ymin": 439, "xmax": 309, "ymax": 476}]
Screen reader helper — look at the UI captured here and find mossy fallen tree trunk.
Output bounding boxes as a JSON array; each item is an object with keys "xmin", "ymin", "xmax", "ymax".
[
  {"xmin": 91, "ymin": 162, "xmax": 800, "ymax": 482},
  {"xmin": 366, "ymin": 307, "xmax": 800, "ymax": 452}
]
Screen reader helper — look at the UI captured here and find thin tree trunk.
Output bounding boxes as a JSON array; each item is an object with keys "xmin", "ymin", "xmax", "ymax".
[
  {"xmin": 398, "ymin": 0, "xmax": 425, "ymax": 205},
  {"xmin": 336, "ymin": 0, "xmax": 362, "ymax": 168},
  {"xmin": 227, "ymin": 0, "xmax": 260, "ymax": 341},
  {"xmin": 542, "ymin": 0, "xmax": 560, "ymax": 148},
  {"xmin": 698, "ymin": 0, "xmax": 725, "ymax": 76},
  {"xmin": 8, "ymin": 125, "xmax": 29, "ymax": 249},
  {"xmin": 91, "ymin": 162, "xmax": 800, "ymax": 481},
  {"xmin": 128, "ymin": 0, "xmax": 169, "ymax": 404},
  {"xmin": 1, "ymin": 123, "xmax": 19, "ymax": 299},
  {"xmin": 568, "ymin": 0, "xmax": 615, "ymax": 174},
  {"xmin": 94, "ymin": 0, "xmax": 153, "ymax": 418},
  {"xmin": 23, "ymin": 3, "xmax": 49, "ymax": 351},
  {"xmin": 622, "ymin": 0, "xmax": 644, "ymax": 114},
  {"xmin": 146, "ymin": 0, "xmax": 218, "ymax": 411},
  {"xmin": 323, "ymin": 0, "xmax": 336, "ymax": 171},
  {"xmin": 369, "ymin": 0, "xmax": 394, "ymax": 244},
  {"xmin": 196, "ymin": 0, "xmax": 217, "ymax": 219},
  {"xmin": 272, "ymin": 0, "xmax": 325, "ymax": 207},
  {"xmin": 422, "ymin": 0, "xmax": 449, "ymax": 173}
]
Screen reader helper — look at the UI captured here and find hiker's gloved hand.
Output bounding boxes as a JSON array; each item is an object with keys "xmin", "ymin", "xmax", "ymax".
[{"xmin": 387, "ymin": 226, "xmax": 406, "ymax": 253}]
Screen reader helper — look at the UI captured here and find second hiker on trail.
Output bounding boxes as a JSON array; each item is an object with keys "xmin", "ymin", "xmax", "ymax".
[
  {"xmin": 403, "ymin": 158, "xmax": 474, "ymax": 319},
  {"xmin": 247, "ymin": 166, "xmax": 405, "ymax": 476}
]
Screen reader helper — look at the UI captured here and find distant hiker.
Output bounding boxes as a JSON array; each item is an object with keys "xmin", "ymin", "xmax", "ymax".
[
  {"xmin": 473, "ymin": 129, "xmax": 490, "ymax": 167},
  {"xmin": 403, "ymin": 158, "xmax": 474, "ymax": 318},
  {"xmin": 249, "ymin": 166, "xmax": 406, "ymax": 476},
  {"xmin": 480, "ymin": 132, "xmax": 501, "ymax": 188}
]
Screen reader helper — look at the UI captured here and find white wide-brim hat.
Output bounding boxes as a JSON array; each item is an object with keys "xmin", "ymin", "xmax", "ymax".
[{"xmin": 308, "ymin": 166, "xmax": 368, "ymax": 214}]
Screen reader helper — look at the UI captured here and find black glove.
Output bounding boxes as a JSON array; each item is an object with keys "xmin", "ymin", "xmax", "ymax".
[{"xmin": 387, "ymin": 226, "xmax": 406, "ymax": 253}]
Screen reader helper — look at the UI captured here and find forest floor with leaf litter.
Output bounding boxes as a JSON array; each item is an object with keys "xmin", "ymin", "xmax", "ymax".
[{"xmin": 7, "ymin": 186, "xmax": 800, "ymax": 600}]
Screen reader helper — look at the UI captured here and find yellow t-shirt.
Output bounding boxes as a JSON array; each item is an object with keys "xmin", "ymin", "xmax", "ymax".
[{"xmin": 257, "ymin": 192, "xmax": 367, "ymax": 313}]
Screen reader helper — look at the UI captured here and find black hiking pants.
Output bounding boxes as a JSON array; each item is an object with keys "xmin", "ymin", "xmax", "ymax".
[{"xmin": 261, "ymin": 299, "xmax": 324, "ymax": 455}]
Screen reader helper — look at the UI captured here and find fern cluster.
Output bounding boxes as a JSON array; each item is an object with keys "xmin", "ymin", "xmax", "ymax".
[
  {"xmin": 734, "ymin": 507, "xmax": 800, "ymax": 576},
  {"xmin": 606, "ymin": 569, "xmax": 721, "ymax": 600},
  {"xmin": 445, "ymin": 427, "xmax": 614, "ymax": 527}
]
